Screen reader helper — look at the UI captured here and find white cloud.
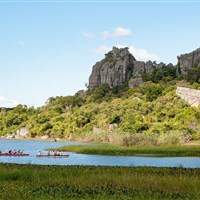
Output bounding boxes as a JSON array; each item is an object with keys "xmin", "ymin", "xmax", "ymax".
[
  {"xmin": 113, "ymin": 27, "xmax": 132, "ymax": 38},
  {"xmin": 101, "ymin": 31, "xmax": 110, "ymax": 40},
  {"xmin": 94, "ymin": 44, "xmax": 160, "ymax": 62},
  {"xmin": 82, "ymin": 27, "xmax": 132, "ymax": 40},
  {"xmin": 0, "ymin": 96, "xmax": 18, "ymax": 108},
  {"xmin": 18, "ymin": 40, "xmax": 26, "ymax": 47},
  {"xmin": 129, "ymin": 46, "xmax": 160, "ymax": 61},
  {"xmin": 82, "ymin": 32, "xmax": 97, "ymax": 40}
]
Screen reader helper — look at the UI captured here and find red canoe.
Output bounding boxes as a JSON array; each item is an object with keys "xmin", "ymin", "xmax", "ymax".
[{"xmin": 0, "ymin": 153, "xmax": 29, "ymax": 156}]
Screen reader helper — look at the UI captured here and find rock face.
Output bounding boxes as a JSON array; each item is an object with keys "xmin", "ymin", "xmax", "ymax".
[
  {"xmin": 128, "ymin": 78, "xmax": 144, "ymax": 88},
  {"xmin": 89, "ymin": 47, "xmax": 136, "ymax": 89},
  {"xmin": 89, "ymin": 47, "xmax": 200, "ymax": 89},
  {"xmin": 16, "ymin": 127, "xmax": 29, "ymax": 138},
  {"xmin": 88, "ymin": 47, "xmax": 166, "ymax": 89},
  {"xmin": 177, "ymin": 48, "xmax": 200, "ymax": 75},
  {"xmin": 176, "ymin": 87, "xmax": 200, "ymax": 107}
]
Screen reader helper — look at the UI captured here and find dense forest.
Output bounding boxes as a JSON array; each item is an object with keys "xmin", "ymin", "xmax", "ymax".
[{"xmin": 1, "ymin": 64, "xmax": 200, "ymax": 145}]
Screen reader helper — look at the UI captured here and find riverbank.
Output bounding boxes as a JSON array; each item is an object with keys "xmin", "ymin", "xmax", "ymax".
[
  {"xmin": 0, "ymin": 163, "xmax": 199, "ymax": 200},
  {"xmin": 51, "ymin": 143, "xmax": 200, "ymax": 157},
  {"xmin": 1, "ymin": 134, "xmax": 200, "ymax": 145}
]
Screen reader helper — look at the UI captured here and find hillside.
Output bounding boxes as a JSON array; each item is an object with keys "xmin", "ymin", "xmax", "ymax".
[
  {"xmin": 0, "ymin": 80, "xmax": 200, "ymax": 145},
  {"xmin": 1, "ymin": 47, "xmax": 200, "ymax": 145}
]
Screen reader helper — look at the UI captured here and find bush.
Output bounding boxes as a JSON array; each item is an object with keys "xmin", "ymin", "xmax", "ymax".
[
  {"xmin": 192, "ymin": 133, "xmax": 200, "ymax": 140},
  {"xmin": 157, "ymin": 131, "xmax": 191, "ymax": 145},
  {"xmin": 121, "ymin": 131, "xmax": 191, "ymax": 146}
]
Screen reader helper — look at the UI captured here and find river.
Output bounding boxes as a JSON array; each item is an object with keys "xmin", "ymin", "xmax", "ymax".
[{"xmin": 0, "ymin": 139, "xmax": 199, "ymax": 168}]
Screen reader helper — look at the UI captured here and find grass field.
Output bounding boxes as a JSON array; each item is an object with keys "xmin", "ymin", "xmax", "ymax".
[
  {"xmin": 0, "ymin": 164, "xmax": 199, "ymax": 200},
  {"xmin": 51, "ymin": 143, "xmax": 200, "ymax": 157}
]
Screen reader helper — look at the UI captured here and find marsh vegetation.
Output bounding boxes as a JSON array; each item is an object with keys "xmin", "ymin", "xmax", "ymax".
[
  {"xmin": 52, "ymin": 143, "xmax": 200, "ymax": 156},
  {"xmin": 0, "ymin": 164, "xmax": 199, "ymax": 200}
]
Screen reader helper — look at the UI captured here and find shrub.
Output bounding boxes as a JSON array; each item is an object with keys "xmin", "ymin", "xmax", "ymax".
[
  {"xmin": 192, "ymin": 133, "xmax": 200, "ymax": 140},
  {"xmin": 157, "ymin": 131, "xmax": 191, "ymax": 145}
]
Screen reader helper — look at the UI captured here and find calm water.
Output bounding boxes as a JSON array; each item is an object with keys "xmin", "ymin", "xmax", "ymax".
[{"xmin": 0, "ymin": 139, "xmax": 199, "ymax": 168}]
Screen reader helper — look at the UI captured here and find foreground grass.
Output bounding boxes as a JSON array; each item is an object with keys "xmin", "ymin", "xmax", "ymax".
[
  {"xmin": 52, "ymin": 143, "xmax": 200, "ymax": 156},
  {"xmin": 0, "ymin": 164, "xmax": 199, "ymax": 200}
]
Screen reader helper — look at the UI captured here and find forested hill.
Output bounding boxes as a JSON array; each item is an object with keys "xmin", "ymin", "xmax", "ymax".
[
  {"xmin": 0, "ymin": 79, "xmax": 200, "ymax": 145},
  {"xmin": 1, "ymin": 47, "xmax": 200, "ymax": 145}
]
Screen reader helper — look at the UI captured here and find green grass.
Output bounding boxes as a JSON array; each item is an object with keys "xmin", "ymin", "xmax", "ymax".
[
  {"xmin": 0, "ymin": 164, "xmax": 199, "ymax": 200},
  {"xmin": 51, "ymin": 143, "xmax": 200, "ymax": 157}
]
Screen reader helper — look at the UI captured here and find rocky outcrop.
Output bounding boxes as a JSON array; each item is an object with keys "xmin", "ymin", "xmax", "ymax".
[
  {"xmin": 16, "ymin": 127, "xmax": 29, "ymax": 138},
  {"xmin": 177, "ymin": 48, "xmax": 200, "ymax": 75},
  {"xmin": 1, "ymin": 127, "xmax": 29, "ymax": 139},
  {"xmin": 132, "ymin": 61, "xmax": 145, "ymax": 76},
  {"xmin": 89, "ymin": 47, "xmax": 167, "ymax": 89},
  {"xmin": 128, "ymin": 78, "xmax": 144, "ymax": 88},
  {"xmin": 176, "ymin": 87, "xmax": 200, "ymax": 107},
  {"xmin": 89, "ymin": 46, "xmax": 200, "ymax": 89},
  {"xmin": 89, "ymin": 47, "xmax": 136, "ymax": 89}
]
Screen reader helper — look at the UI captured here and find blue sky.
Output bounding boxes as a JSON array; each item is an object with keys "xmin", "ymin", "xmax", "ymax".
[{"xmin": 0, "ymin": 1, "xmax": 200, "ymax": 107}]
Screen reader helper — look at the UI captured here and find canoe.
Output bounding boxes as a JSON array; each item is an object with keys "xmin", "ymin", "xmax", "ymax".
[
  {"xmin": 36, "ymin": 154, "xmax": 69, "ymax": 158},
  {"xmin": 0, "ymin": 153, "xmax": 29, "ymax": 156}
]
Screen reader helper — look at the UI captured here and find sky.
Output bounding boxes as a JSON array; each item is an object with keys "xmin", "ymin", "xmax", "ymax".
[{"xmin": 0, "ymin": 0, "xmax": 200, "ymax": 107}]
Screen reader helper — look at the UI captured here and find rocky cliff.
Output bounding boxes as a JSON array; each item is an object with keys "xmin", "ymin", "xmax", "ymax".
[
  {"xmin": 88, "ymin": 47, "xmax": 166, "ymax": 89},
  {"xmin": 89, "ymin": 47, "xmax": 135, "ymax": 89},
  {"xmin": 176, "ymin": 87, "xmax": 200, "ymax": 107},
  {"xmin": 177, "ymin": 48, "xmax": 200, "ymax": 75},
  {"xmin": 89, "ymin": 46, "xmax": 200, "ymax": 89}
]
